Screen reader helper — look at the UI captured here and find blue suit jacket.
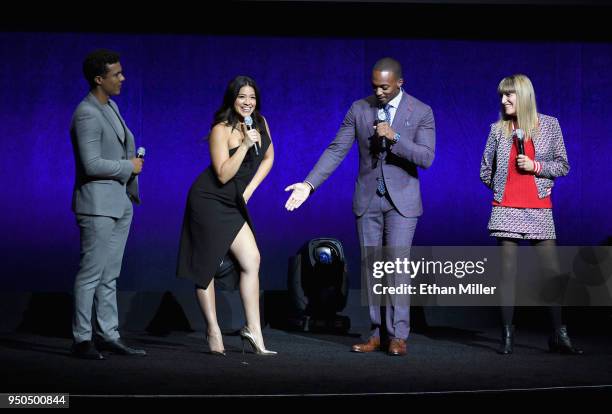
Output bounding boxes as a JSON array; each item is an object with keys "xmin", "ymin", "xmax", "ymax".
[{"xmin": 306, "ymin": 93, "xmax": 435, "ymax": 217}]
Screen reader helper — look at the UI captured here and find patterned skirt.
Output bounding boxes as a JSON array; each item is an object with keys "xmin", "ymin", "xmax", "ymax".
[{"xmin": 488, "ymin": 206, "xmax": 556, "ymax": 240}]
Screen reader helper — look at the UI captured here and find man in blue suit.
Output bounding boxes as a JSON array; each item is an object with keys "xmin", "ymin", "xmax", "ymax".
[{"xmin": 285, "ymin": 57, "xmax": 435, "ymax": 356}]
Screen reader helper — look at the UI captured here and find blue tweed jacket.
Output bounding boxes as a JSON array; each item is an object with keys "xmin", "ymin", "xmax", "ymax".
[{"xmin": 480, "ymin": 114, "xmax": 570, "ymax": 203}]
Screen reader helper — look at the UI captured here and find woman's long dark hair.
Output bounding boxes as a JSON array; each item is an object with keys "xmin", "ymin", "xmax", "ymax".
[{"xmin": 211, "ymin": 75, "xmax": 264, "ymax": 134}]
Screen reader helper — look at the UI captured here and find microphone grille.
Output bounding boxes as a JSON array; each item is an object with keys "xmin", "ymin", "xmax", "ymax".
[
  {"xmin": 515, "ymin": 129, "xmax": 525, "ymax": 140},
  {"xmin": 377, "ymin": 108, "xmax": 386, "ymax": 122},
  {"xmin": 244, "ymin": 116, "xmax": 253, "ymax": 127},
  {"xmin": 137, "ymin": 147, "xmax": 146, "ymax": 157}
]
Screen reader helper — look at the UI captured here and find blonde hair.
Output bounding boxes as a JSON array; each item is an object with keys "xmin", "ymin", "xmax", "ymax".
[{"xmin": 496, "ymin": 74, "xmax": 539, "ymax": 139}]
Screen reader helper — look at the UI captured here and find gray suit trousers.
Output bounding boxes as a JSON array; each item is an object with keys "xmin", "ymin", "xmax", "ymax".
[
  {"xmin": 356, "ymin": 194, "xmax": 418, "ymax": 340},
  {"xmin": 72, "ymin": 195, "xmax": 133, "ymax": 342}
]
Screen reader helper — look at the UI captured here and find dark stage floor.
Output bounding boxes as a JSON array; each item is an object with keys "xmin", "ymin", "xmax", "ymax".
[{"xmin": 1, "ymin": 326, "xmax": 611, "ymax": 404}]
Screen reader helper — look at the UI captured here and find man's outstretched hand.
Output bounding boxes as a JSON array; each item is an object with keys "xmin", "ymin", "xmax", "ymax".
[{"xmin": 284, "ymin": 182, "xmax": 312, "ymax": 211}]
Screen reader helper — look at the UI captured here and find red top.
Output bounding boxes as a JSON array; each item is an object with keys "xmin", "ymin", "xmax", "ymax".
[{"xmin": 493, "ymin": 137, "xmax": 552, "ymax": 208}]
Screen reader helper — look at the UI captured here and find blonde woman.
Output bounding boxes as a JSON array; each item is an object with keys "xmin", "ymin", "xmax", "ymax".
[{"xmin": 480, "ymin": 74, "xmax": 582, "ymax": 355}]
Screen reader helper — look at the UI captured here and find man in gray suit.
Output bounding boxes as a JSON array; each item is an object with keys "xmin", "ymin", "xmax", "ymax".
[
  {"xmin": 70, "ymin": 49, "xmax": 146, "ymax": 359},
  {"xmin": 285, "ymin": 57, "xmax": 435, "ymax": 356}
]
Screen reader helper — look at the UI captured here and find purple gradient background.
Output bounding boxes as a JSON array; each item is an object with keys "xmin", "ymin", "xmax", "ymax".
[{"xmin": 1, "ymin": 32, "xmax": 611, "ymax": 291}]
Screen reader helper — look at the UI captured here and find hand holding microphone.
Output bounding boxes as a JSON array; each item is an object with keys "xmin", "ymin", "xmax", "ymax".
[
  {"xmin": 130, "ymin": 146, "xmax": 145, "ymax": 175},
  {"xmin": 514, "ymin": 128, "xmax": 525, "ymax": 155},
  {"xmin": 374, "ymin": 108, "xmax": 388, "ymax": 149},
  {"xmin": 514, "ymin": 128, "xmax": 534, "ymax": 172},
  {"xmin": 374, "ymin": 107, "xmax": 397, "ymax": 149},
  {"xmin": 517, "ymin": 154, "xmax": 535, "ymax": 172},
  {"xmin": 244, "ymin": 116, "xmax": 260, "ymax": 156}
]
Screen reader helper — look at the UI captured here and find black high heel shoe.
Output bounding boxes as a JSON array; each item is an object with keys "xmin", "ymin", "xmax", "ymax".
[
  {"xmin": 497, "ymin": 325, "xmax": 514, "ymax": 355},
  {"xmin": 239, "ymin": 326, "xmax": 277, "ymax": 355},
  {"xmin": 548, "ymin": 326, "xmax": 583, "ymax": 355},
  {"xmin": 206, "ymin": 334, "xmax": 226, "ymax": 356}
]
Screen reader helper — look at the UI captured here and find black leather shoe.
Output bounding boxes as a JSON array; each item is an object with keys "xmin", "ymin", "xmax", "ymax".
[
  {"xmin": 96, "ymin": 339, "xmax": 147, "ymax": 356},
  {"xmin": 71, "ymin": 340, "xmax": 104, "ymax": 360},
  {"xmin": 549, "ymin": 326, "xmax": 583, "ymax": 355},
  {"xmin": 497, "ymin": 325, "xmax": 514, "ymax": 355}
]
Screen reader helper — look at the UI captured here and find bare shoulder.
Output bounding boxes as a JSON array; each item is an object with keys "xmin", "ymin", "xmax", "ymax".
[
  {"xmin": 212, "ymin": 121, "xmax": 232, "ymax": 132},
  {"xmin": 211, "ymin": 122, "xmax": 233, "ymax": 138}
]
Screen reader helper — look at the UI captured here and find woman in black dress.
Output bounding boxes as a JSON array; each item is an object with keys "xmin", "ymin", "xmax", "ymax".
[{"xmin": 177, "ymin": 76, "xmax": 275, "ymax": 355}]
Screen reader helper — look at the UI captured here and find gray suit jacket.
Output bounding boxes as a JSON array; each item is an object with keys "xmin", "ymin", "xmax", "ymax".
[
  {"xmin": 305, "ymin": 93, "xmax": 435, "ymax": 217},
  {"xmin": 480, "ymin": 114, "xmax": 569, "ymax": 202},
  {"xmin": 70, "ymin": 93, "xmax": 139, "ymax": 218}
]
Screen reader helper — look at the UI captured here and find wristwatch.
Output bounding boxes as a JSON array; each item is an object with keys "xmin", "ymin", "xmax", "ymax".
[{"xmin": 392, "ymin": 132, "xmax": 401, "ymax": 144}]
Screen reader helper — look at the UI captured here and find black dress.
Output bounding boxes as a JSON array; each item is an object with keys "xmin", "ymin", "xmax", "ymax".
[{"xmin": 177, "ymin": 128, "xmax": 271, "ymax": 289}]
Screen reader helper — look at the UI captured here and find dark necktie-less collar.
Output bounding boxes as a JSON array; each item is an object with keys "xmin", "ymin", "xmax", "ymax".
[{"xmin": 106, "ymin": 102, "xmax": 127, "ymax": 144}]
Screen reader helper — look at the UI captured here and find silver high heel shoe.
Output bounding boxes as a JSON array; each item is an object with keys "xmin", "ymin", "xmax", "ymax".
[{"xmin": 239, "ymin": 326, "xmax": 277, "ymax": 355}]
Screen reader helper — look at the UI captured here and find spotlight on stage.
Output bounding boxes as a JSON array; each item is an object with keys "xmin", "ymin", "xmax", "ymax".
[
  {"xmin": 287, "ymin": 238, "xmax": 350, "ymax": 334},
  {"xmin": 315, "ymin": 245, "xmax": 333, "ymax": 264}
]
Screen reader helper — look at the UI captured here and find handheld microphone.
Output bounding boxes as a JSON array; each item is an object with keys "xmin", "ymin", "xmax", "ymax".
[
  {"xmin": 136, "ymin": 147, "xmax": 146, "ymax": 159},
  {"xmin": 377, "ymin": 108, "xmax": 387, "ymax": 124},
  {"xmin": 375, "ymin": 108, "xmax": 387, "ymax": 149},
  {"xmin": 244, "ymin": 116, "xmax": 259, "ymax": 156},
  {"xmin": 515, "ymin": 129, "xmax": 525, "ymax": 156}
]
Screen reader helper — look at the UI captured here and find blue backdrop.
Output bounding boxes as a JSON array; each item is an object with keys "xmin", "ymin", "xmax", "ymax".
[{"xmin": 1, "ymin": 32, "xmax": 611, "ymax": 291}]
